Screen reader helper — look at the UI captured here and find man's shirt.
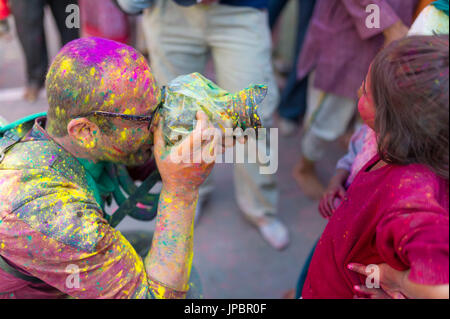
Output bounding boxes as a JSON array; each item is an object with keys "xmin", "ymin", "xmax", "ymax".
[
  {"xmin": 117, "ymin": 0, "xmax": 268, "ymax": 15},
  {"xmin": 0, "ymin": 118, "xmax": 172, "ymax": 299}
]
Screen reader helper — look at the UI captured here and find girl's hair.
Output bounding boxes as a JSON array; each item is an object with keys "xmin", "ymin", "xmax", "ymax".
[{"xmin": 370, "ymin": 35, "xmax": 449, "ymax": 180}]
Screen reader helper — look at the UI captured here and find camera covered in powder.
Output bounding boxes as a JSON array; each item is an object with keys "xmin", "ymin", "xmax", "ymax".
[{"xmin": 159, "ymin": 73, "xmax": 267, "ymax": 146}]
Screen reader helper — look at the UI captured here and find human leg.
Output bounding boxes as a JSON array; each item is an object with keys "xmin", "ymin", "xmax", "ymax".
[
  {"xmin": 141, "ymin": 1, "xmax": 212, "ymax": 225},
  {"xmin": 47, "ymin": 0, "xmax": 79, "ymax": 45},
  {"xmin": 294, "ymin": 73, "xmax": 356, "ymax": 199},
  {"xmin": 209, "ymin": 5, "xmax": 288, "ymax": 249},
  {"xmin": 277, "ymin": 0, "xmax": 317, "ymax": 126},
  {"xmin": 9, "ymin": 0, "xmax": 46, "ymax": 101}
]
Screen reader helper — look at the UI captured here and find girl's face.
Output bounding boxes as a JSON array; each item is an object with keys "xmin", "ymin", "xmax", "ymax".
[{"xmin": 358, "ymin": 67, "xmax": 376, "ymax": 130}]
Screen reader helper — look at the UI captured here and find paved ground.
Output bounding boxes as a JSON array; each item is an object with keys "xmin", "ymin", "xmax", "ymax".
[{"xmin": 0, "ymin": 13, "xmax": 345, "ymax": 299}]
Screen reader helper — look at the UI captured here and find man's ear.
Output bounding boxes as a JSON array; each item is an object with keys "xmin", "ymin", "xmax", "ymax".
[{"xmin": 67, "ymin": 118, "xmax": 100, "ymax": 149}]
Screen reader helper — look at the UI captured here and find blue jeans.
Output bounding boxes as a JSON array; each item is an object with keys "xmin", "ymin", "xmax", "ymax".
[
  {"xmin": 295, "ymin": 240, "xmax": 317, "ymax": 298},
  {"xmin": 269, "ymin": 0, "xmax": 316, "ymax": 122}
]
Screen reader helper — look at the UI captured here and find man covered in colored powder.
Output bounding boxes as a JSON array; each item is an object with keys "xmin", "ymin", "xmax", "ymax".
[{"xmin": 0, "ymin": 37, "xmax": 218, "ymax": 298}]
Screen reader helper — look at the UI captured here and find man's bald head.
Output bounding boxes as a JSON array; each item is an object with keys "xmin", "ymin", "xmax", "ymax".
[{"xmin": 46, "ymin": 37, "xmax": 160, "ymax": 136}]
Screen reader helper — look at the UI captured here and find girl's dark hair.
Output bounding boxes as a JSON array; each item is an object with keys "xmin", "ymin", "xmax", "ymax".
[{"xmin": 370, "ymin": 35, "xmax": 449, "ymax": 180}]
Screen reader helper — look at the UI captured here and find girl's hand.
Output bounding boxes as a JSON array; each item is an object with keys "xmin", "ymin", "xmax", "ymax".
[
  {"xmin": 318, "ymin": 170, "xmax": 348, "ymax": 219},
  {"xmin": 348, "ymin": 263, "xmax": 408, "ymax": 299}
]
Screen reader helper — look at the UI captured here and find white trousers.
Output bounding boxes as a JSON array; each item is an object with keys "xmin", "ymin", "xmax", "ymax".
[
  {"xmin": 142, "ymin": 1, "xmax": 279, "ymax": 218},
  {"xmin": 301, "ymin": 72, "xmax": 356, "ymax": 161}
]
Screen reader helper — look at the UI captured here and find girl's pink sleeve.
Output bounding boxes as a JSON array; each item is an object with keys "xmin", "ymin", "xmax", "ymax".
[{"xmin": 376, "ymin": 210, "xmax": 449, "ymax": 285}]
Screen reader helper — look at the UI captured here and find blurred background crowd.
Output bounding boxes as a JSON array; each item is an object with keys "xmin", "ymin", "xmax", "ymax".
[{"xmin": 0, "ymin": 0, "xmax": 448, "ymax": 298}]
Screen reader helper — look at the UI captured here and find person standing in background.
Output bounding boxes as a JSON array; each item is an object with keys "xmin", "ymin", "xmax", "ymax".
[
  {"xmin": 409, "ymin": 0, "xmax": 449, "ymax": 35},
  {"xmin": 117, "ymin": 0, "xmax": 290, "ymax": 250},
  {"xmin": 0, "ymin": 0, "xmax": 10, "ymax": 36},
  {"xmin": 268, "ymin": 0, "xmax": 317, "ymax": 137},
  {"xmin": 293, "ymin": 0, "xmax": 418, "ymax": 200},
  {"xmin": 79, "ymin": 0, "xmax": 130, "ymax": 44},
  {"xmin": 8, "ymin": 0, "xmax": 79, "ymax": 102}
]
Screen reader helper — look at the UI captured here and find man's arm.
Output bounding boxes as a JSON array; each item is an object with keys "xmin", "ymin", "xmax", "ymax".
[
  {"xmin": 145, "ymin": 111, "xmax": 217, "ymax": 295},
  {"xmin": 0, "ymin": 112, "xmax": 217, "ymax": 299},
  {"xmin": 144, "ymin": 187, "xmax": 197, "ymax": 295}
]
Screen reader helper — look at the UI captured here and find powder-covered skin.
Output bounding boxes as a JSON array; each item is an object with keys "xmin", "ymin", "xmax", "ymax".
[
  {"xmin": 0, "ymin": 116, "xmax": 200, "ymax": 299},
  {"xmin": 161, "ymin": 72, "xmax": 266, "ymax": 146},
  {"xmin": 47, "ymin": 37, "xmax": 160, "ymax": 123},
  {"xmin": 0, "ymin": 119, "xmax": 155, "ymax": 298},
  {"xmin": 46, "ymin": 37, "xmax": 160, "ymax": 166},
  {"xmin": 0, "ymin": 37, "xmax": 213, "ymax": 299}
]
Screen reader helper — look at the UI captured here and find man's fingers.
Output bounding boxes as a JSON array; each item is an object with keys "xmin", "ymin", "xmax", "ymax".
[
  {"xmin": 196, "ymin": 109, "xmax": 209, "ymax": 123},
  {"xmin": 174, "ymin": 111, "xmax": 210, "ymax": 156},
  {"xmin": 354, "ymin": 286, "xmax": 391, "ymax": 299},
  {"xmin": 347, "ymin": 263, "xmax": 368, "ymax": 276},
  {"xmin": 237, "ymin": 136, "xmax": 248, "ymax": 145},
  {"xmin": 153, "ymin": 118, "xmax": 166, "ymax": 155},
  {"xmin": 204, "ymin": 134, "xmax": 220, "ymax": 159},
  {"xmin": 178, "ymin": 126, "xmax": 219, "ymax": 163}
]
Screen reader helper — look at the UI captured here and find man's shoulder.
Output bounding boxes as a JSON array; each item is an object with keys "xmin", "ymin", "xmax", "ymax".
[
  {"xmin": 0, "ymin": 138, "xmax": 107, "ymax": 253},
  {"xmin": 1, "ymin": 183, "xmax": 108, "ymax": 253}
]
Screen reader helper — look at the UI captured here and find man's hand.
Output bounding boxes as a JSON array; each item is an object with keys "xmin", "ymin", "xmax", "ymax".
[
  {"xmin": 383, "ymin": 20, "xmax": 409, "ymax": 47},
  {"xmin": 318, "ymin": 169, "xmax": 348, "ymax": 219},
  {"xmin": 145, "ymin": 111, "xmax": 220, "ymax": 295},
  {"xmin": 348, "ymin": 263, "xmax": 408, "ymax": 299},
  {"xmin": 349, "ymin": 262, "xmax": 450, "ymax": 299},
  {"xmin": 153, "ymin": 110, "xmax": 218, "ymax": 195}
]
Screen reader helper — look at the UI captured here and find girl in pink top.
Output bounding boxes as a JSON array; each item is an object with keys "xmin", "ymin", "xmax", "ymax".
[{"xmin": 303, "ymin": 35, "xmax": 449, "ymax": 299}]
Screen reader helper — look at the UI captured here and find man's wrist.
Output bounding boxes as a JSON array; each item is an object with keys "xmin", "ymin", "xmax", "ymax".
[{"xmin": 161, "ymin": 184, "xmax": 199, "ymax": 202}]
